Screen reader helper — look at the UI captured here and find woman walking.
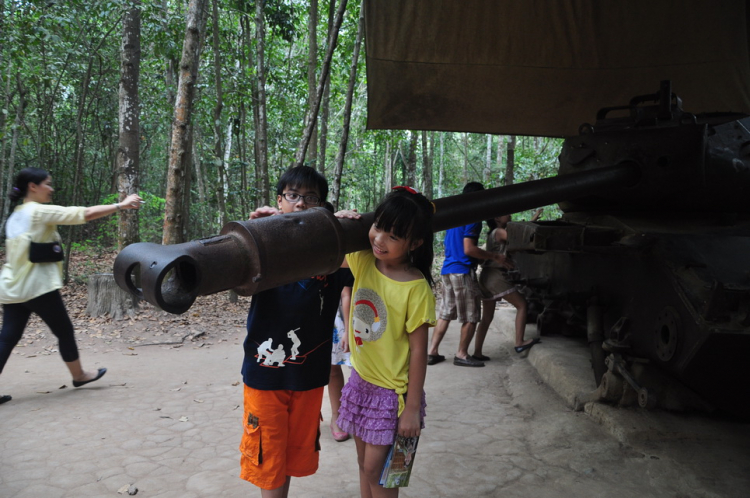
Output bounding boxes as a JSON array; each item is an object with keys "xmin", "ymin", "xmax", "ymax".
[{"xmin": 0, "ymin": 167, "xmax": 141, "ymax": 405}]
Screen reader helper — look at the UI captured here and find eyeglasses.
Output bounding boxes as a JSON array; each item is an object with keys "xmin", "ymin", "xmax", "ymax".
[
  {"xmin": 392, "ymin": 186, "xmax": 419, "ymax": 194},
  {"xmin": 282, "ymin": 192, "xmax": 321, "ymax": 205}
]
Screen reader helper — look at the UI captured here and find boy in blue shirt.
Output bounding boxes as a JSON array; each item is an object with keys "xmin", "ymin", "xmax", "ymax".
[
  {"xmin": 427, "ymin": 182, "xmax": 512, "ymax": 367},
  {"xmin": 240, "ymin": 166, "xmax": 354, "ymax": 498}
]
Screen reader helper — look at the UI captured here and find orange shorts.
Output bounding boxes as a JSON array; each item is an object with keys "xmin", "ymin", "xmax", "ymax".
[{"xmin": 239, "ymin": 385, "xmax": 324, "ymax": 490}]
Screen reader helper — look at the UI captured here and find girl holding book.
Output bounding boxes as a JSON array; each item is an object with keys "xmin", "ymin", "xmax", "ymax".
[{"xmin": 335, "ymin": 187, "xmax": 436, "ymax": 497}]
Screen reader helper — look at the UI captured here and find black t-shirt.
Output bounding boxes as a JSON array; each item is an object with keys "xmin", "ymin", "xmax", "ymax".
[{"xmin": 242, "ymin": 268, "xmax": 354, "ymax": 391}]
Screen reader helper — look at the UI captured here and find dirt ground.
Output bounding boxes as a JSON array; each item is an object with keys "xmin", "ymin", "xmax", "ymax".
[{"xmin": 3, "ymin": 250, "xmax": 750, "ymax": 498}]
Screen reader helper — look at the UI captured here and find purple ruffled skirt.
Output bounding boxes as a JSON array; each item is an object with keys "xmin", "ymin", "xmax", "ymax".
[{"xmin": 337, "ymin": 369, "xmax": 426, "ymax": 446}]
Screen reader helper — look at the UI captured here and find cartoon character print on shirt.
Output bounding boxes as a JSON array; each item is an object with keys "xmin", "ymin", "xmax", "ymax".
[
  {"xmin": 352, "ymin": 287, "xmax": 388, "ymax": 349},
  {"xmin": 254, "ymin": 274, "xmax": 335, "ymax": 368}
]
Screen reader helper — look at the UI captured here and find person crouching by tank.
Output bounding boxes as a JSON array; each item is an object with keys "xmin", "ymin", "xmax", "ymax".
[
  {"xmin": 0, "ymin": 167, "xmax": 142, "ymax": 406},
  {"xmin": 473, "ymin": 213, "xmax": 541, "ymax": 360}
]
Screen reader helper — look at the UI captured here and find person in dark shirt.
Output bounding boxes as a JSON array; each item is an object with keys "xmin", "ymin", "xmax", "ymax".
[{"xmin": 239, "ymin": 166, "xmax": 354, "ymax": 498}]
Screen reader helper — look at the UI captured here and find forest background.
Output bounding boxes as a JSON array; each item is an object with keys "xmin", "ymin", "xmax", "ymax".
[{"xmin": 0, "ymin": 0, "xmax": 563, "ymax": 282}]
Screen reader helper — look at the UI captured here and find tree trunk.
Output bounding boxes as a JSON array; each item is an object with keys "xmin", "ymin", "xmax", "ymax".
[
  {"xmin": 306, "ymin": 0, "xmax": 319, "ymax": 167},
  {"xmin": 330, "ymin": 0, "xmax": 363, "ymax": 209},
  {"xmin": 162, "ymin": 0, "xmax": 177, "ymax": 109},
  {"xmin": 422, "ymin": 130, "xmax": 433, "ymax": 199},
  {"xmin": 87, "ymin": 273, "xmax": 139, "ymax": 320},
  {"xmin": 438, "ymin": 132, "xmax": 444, "ymax": 197},
  {"xmin": 2, "ymin": 74, "xmax": 24, "ymax": 225},
  {"xmin": 118, "ymin": 2, "xmax": 141, "ymax": 251},
  {"xmin": 294, "ymin": 0, "xmax": 349, "ymax": 167},
  {"xmin": 317, "ymin": 0, "xmax": 336, "ymax": 174},
  {"xmin": 64, "ymin": 61, "xmax": 93, "ymax": 284},
  {"xmin": 240, "ymin": 13, "xmax": 259, "ymax": 209},
  {"xmin": 406, "ymin": 132, "xmax": 417, "ymax": 187},
  {"xmin": 0, "ymin": 2, "xmax": 7, "ymax": 218},
  {"xmin": 462, "ymin": 132, "xmax": 469, "ymax": 185},
  {"xmin": 0, "ymin": 66, "xmax": 14, "ymax": 222},
  {"xmin": 384, "ymin": 140, "xmax": 393, "ymax": 192},
  {"xmin": 255, "ymin": 0, "xmax": 270, "ymax": 206},
  {"xmin": 219, "ymin": 119, "xmax": 232, "ymax": 226},
  {"xmin": 211, "ymin": 0, "xmax": 227, "ymax": 226},
  {"xmin": 161, "ymin": 0, "xmax": 178, "ymax": 211},
  {"xmin": 192, "ymin": 124, "xmax": 206, "ymax": 204},
  {"xmin": 484, "ymin": 134, "xmax": 492, "ymax": 185},
  {"xmin": 163, "ymin": 0, "xmax": 209, "ymax": 245},
  {"xmin": 496, "ymin": 135, "xmax": 504, "ymax": 187},
  {"xmin": 505, "ymin": 135, "xmax": 517, "ymax": 186}
]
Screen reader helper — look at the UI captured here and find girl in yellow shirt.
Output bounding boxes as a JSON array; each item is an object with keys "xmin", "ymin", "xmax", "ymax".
[{"xmin": 336, "ymin": 187, "xmax": 437, "ymax": 497}]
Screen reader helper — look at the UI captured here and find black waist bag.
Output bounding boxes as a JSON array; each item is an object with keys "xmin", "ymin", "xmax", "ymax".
[{"xmin": 29, "ymin": 241, "xmax": 64, "ymax": 263}]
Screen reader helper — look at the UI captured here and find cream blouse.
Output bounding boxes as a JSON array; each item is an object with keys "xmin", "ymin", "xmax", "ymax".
[{"xmin": 0, "ymin": 202, "xmax": 86, "ymax": 304}]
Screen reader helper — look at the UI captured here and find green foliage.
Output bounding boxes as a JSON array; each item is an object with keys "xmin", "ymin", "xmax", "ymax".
[
  {"xmin": 96, "ymin": 192, "xmax": 167, "ymax": 246},
  {"xmin": 0, "ymin": 0, "xmax": 565, "ymax": 252}
]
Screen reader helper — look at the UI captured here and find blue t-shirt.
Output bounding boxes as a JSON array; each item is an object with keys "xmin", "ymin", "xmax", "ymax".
[
  {"xmin": 441, "ymin": 222, "xmax": 481, "ymax": 275},
  {"xmin": 242, "ymin": 268, "xmax": 354, "ymax": 391}
]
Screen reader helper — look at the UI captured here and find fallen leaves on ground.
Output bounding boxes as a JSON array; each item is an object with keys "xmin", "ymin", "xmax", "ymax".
[{"xmin": 0, "ymin": 248, "xmax": 250, "ymax": 352}]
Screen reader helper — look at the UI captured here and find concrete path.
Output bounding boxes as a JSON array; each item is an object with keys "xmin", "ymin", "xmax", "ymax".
[{"xmin": 1, "ymin": 308, "xmax": 748, "ymax": 497}]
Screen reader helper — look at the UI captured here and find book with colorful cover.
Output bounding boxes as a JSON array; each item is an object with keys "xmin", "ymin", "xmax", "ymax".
[{"xmin": 379, "ymin": 435, "xmax": 420, "ymax": 488}]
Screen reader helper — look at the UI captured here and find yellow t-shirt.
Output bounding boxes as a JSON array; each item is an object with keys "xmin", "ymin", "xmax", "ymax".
[
  {"xmin": 346, "ymin": 250, "xmax": 436, "ymax": 415},
  {"xmin": 0, "ymin": 202, "xmax": 86, "ymax": 304}
]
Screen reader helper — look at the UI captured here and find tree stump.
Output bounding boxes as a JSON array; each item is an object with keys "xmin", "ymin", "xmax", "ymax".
[{"xmin": 87, "ymin": 273, "xmax": 139, "ymax": 320}]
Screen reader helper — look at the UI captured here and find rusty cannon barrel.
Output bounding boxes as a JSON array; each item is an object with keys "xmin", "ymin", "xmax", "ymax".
[
  {"xmin": 113, "ymin": 162, "xmax": 639, "ymax": 314},
  {"xmin": 114, "ymin": 208, "xmax": 373, "ymax": 314}
]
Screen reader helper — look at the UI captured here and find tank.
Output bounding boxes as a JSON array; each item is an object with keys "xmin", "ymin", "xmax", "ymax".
[
  {"xmin": 113, "ymin": 82, "xmax": 750, "ymax": 418},
  {"xmin": 506, "ymin": 81, "xmax": 750, "ymax": 418}
]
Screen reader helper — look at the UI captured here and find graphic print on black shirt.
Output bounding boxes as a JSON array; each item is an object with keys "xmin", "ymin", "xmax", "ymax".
[{"xmin": 242, "ymin": 268, "xmax": 354, "ymax": 391}]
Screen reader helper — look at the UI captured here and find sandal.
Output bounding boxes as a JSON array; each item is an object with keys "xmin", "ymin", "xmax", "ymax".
[{"xmin": 0, "ymin": 394, "xmax": 11, "ymax": 405}]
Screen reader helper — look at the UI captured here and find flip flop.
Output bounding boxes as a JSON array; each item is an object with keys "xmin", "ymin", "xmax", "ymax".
[
  {"xmin": 515, "ymin": 337, "xmax": 541, "ymax": 354},
  {"xmin": 0, "ymin": 394, "xmax": 11, "ymax": 405},
  {"xmin": 73, "ymin": 368, "xmax": 107, "ymax": 388}
]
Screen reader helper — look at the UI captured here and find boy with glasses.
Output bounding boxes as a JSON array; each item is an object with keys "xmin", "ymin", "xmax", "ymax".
[{"xmin": 240, "ymin": 165, "xmax": 354, "ymax": 498}]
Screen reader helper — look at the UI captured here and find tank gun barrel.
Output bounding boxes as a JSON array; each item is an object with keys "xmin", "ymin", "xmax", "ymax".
[
  {"xmin": 113, "ymin": 162, "xmax": 639, "ymax": 314},
  {"xmin": 431, "ymin": 161, "xmax": 639, "ymax": 231}
]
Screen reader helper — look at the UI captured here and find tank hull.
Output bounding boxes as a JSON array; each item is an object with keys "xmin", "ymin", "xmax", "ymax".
[{"xmin": 508, "ymin": 215, "xmax": 750, "ymax": 417}]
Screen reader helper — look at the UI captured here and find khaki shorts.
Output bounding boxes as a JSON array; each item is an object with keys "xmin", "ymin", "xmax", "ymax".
[
  {"xmin": 478, "ymin": 267, "xmax": 517, "ymax": 300},
  {"xmin": 438, "ymin": 272, "xmax": 481, "ymax": 323},
  {"xmin": 239, "ymin": 385, "xmax": 324, "ymax": 490}
]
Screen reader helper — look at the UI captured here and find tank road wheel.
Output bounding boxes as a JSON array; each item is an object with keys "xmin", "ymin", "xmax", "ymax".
[
  {"xmin": 654, "ymin": 307, "xmax": 680, "ymax": 362},
  {"xmin": 638, "ymin": 388, "xmax": 657, "ymax": 409}
]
